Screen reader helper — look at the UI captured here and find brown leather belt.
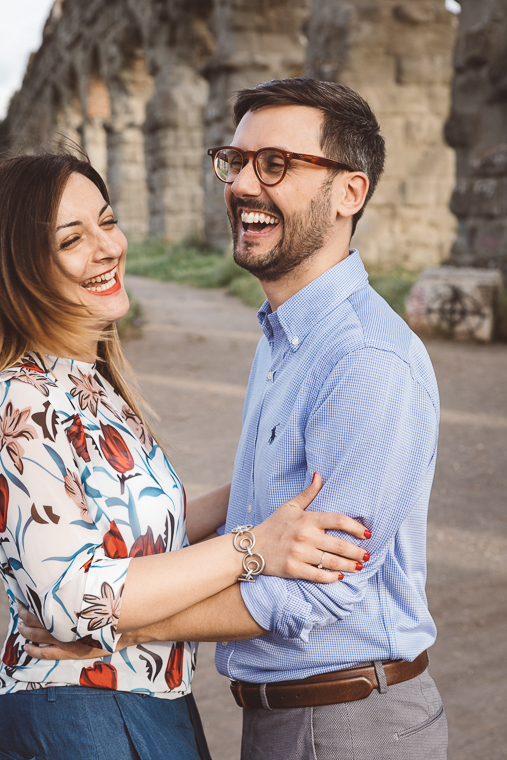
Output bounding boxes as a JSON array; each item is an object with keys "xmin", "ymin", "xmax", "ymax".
[{"xmin": 230, "ymin": 650, "xmax": 428, "ymax": 710}]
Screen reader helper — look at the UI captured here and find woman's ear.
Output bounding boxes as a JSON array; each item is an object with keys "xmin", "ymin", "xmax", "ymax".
[{"xmin": 335, "ymin": 172, "xmax": 369, "ymax": 220}]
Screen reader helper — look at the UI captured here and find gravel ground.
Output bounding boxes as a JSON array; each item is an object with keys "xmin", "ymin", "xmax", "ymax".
[{"xmin": 1, "ymin": 275, "xmax": 505, "ymax": 760}]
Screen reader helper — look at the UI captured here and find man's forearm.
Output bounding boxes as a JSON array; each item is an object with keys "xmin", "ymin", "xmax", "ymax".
[
  {"xmin": 185, "ymin": 483, "xmax": 231, "ymax": 544},
  {"xmin": 122, "ymin": 584, "xmax": 266, "ymax": 646}
]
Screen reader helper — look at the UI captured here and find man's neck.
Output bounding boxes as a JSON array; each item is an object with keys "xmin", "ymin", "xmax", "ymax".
[{"xmin": 260, "ymin": 240, "xmax": 351, "ymax": 312}]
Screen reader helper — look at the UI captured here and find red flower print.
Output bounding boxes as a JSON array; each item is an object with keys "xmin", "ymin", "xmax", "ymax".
[
  {"xmin": 99, "ymin": 422, "xmax": 138, "ymax": 494},
  {"xmin": 165, "ymin": 641, "xmax": 184, "ymax": 690},
  {"xmin": 65, "ymin": 415, "xmax": 90, "ymax": 462},
  {"xmin": 103, "ymin": 520, "xmax": 128, "ymax": 559},
  {"xmin": 2, "ymin": 631, "xmax": 20, "ymax": 667},
  {"xmin": 129, "ymin": 526, "xmax": 165, "ymax": 558},
  {"xmin": 79, "ymin": 661, "xmax": 118, "ymax": 690},
  {"xmin": 0, "ymin": 474, "xmax": 8, "ymax": 533}
]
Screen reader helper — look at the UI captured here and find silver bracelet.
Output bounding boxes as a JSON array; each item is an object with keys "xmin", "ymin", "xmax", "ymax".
[{"xmin": 231, "ymin": 525, "xmax": 266, "ymax": 582}]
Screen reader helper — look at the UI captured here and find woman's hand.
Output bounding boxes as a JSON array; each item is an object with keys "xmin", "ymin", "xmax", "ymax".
[{"xmin": 252, "ymin": 472, "xmax": 371, "ymax": 584}]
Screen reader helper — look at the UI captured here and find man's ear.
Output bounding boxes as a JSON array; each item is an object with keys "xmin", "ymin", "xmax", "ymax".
[{"xmin": 335, "ymin": 172, "xmax": 369, "ymax": 220}]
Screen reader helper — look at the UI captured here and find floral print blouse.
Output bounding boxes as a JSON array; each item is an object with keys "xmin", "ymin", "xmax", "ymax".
[{"xmin": 0, "ymin": 352, "xmax": 196, "ymax": 698}]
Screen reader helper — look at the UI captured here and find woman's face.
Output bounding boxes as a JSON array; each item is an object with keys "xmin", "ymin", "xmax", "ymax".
[{"xmin": 53, "ymin": 172, "xmax": 130, "ymax": 327}]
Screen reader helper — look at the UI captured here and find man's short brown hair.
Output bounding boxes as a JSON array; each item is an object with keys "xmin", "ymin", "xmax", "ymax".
[{"xmin": 233, "ymin": 77, "xmax": 385, "ymax": 236}]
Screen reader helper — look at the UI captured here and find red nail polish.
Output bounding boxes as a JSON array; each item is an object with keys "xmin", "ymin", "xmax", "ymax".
[
  {"xmin": 338, "ymin": 573, "xmax": 344, "ymax": 580},
  {"xmin": 363, "ymin": 552, "xmax": 370, "ymax": 562},
  {"xmin": 364, "ymin": 529, "xmax": 372, "ymax": 539},
  {"xmin": 312, "ymin": 472, "xmax": 317, "ymax": 483},
  {"xmin": 355, "ymin": 562, "xmax": 363, "ymax": 571}
]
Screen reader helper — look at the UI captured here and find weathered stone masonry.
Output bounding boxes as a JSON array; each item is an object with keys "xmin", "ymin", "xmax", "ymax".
[
  {"xmin": 445, "ymin": 0, "xmax": 507, "ymax": 279},
  {"xmin": 5, "ymin": 0, "xmax": 459, "ymax": 271}
]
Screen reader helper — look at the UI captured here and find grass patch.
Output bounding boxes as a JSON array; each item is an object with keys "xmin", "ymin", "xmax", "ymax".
[
  {"xmin": 125, "ymin": 238, "xmax": 419, "ymax": 316},
  {"xmin": 367, "ymin": 268, "xmax": 419, "ymax": 318},
  {"xmin": 116, "ymin": 290, "xmax": 144, "ymax": 339},
  {"xmin": 126, "ymin": 238, "xmax": 266, "ymax": 307}
]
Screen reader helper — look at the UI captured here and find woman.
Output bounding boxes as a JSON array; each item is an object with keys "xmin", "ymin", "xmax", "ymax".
[{"xmin": 0, "ymin": 152, "xmax": 368, "ymax": 760}]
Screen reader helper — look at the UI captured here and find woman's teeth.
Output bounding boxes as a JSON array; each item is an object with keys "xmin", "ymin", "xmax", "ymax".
[
  {"xmin": 240, "ymin": 211, "xmax": 278, "ymax": 225},
  {"xmin": 82, "ymin": 266, "xmax": 117, "ymax": 292}
]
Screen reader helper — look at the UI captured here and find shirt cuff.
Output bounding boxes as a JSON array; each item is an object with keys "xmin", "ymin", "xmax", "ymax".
[
  {"xmin": 240, "ymin": 575, "xmax": 313, "ymax": 641},
  {"xmin": 75, "ymin": 552, "xmax": 132, "ymax": 653},
  {"xmin": 216, "ymin": 524, "xmax": 226, "ymax": 536}
]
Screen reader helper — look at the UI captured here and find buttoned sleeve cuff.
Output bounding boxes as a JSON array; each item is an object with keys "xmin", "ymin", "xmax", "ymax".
[
  {"xmin": 240, "ymin": 575, "xmax": 314, "ymax": 642},
  {"xmin": 75, "ymin": 551, "xmax": 132, "ymax": 653}
]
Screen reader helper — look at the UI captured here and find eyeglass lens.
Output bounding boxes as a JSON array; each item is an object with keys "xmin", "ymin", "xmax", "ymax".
[{"xmin": 214, "ymin": 149, "xmax": 286, "ymax": 185}]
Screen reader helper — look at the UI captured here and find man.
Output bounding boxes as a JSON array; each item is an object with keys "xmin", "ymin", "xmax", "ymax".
[{"xmin": 20, "ymin": 78, "xmax": 447, "ymax": 759}]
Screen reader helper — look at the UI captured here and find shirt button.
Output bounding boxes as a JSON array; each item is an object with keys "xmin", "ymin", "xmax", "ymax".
[
  {"xmin": 291, "ymin": 336, "xmax": 299, "ymax": 346},
  {"xmin": 247, "ymin": 504, "xmax": 253, "ymax": 513},
  {"xmin": 221, "ymin": 641, "xmax": 228, "ymax": 647},
  {"xmin": 267, "ymin": 371, "xmax": 273, "ymax": 380}
]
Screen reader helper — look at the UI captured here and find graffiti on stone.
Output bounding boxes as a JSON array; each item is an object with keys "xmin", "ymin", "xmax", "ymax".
[{"xmin": 426, "ymin": 285, "xmax": 488, "ymax": 337}]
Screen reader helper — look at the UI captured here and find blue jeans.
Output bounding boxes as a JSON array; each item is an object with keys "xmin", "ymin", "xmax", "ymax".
[{"xmin": 0, "ymin": 686, "xmax": 212, "ymax": 760}]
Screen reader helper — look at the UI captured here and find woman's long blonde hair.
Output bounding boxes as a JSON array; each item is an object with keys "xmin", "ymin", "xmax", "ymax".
[{"xmin": 0, "ymin": 151, "xmax": 151, "ymax": 430}]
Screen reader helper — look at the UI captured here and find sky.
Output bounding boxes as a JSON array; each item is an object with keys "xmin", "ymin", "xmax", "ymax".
[
  {"xmin": 0, "ymin": 0, "xmax": 55, "ymax": 119},
  {"xmin": 0, "ymin": 0, "xmax": 461, "ymax": 121}
]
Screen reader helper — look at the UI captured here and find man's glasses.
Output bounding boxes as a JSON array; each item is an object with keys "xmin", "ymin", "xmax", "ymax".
[{"xmin": 207, "ymin": 146, "xmax": 354, "ymax": 187}]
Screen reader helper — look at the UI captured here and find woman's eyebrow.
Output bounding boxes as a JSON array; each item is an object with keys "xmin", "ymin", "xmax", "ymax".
[{"xmin": 56, "ymin": 204, "xmax": 110, "ymax": 231}]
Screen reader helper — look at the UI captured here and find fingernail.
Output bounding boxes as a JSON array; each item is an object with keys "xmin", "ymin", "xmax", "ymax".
[
  {"xmin": 338, "ymin": 573, "xmax": 344, "ymax": 580},
  {"xmin": 355, "ymin": 562, "xmax": 363, "ymax": 571},
  {"xmin": 363, "ymin": 552, "xmax": 370, "ymax": 562},
  {"xmin": 364, "ymin": 529, "xmax": 372, "ymax": 539},
  {"xmin": 312, "ymin": 472, "xmax": 317, "ymax": 483}
]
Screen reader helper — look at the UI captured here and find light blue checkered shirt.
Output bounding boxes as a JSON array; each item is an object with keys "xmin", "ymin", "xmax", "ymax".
[{"xmin": 215, "ymin": 250, "xmax": 439, "ymax": 684}]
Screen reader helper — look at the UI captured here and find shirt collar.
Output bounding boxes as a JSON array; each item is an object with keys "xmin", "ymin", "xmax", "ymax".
[{"xmin": 257, "ymin": 250, "xmax": 368, "ymax": 348}]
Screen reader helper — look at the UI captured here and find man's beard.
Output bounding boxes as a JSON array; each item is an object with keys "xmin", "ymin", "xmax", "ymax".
[{"xmin": 228, "ymin": 181, "xmax": 335, "ymax": 283}]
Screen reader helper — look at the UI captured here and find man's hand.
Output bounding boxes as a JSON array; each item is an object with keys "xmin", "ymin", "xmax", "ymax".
[{"xmin": 18, "ymin": 603, "xmax": 109, "ymax": 661}]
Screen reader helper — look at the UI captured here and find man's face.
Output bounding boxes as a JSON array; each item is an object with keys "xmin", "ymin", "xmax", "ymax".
[{"xmin": 225, "ymin": 105, "xmax": 340, "ymax": 282}]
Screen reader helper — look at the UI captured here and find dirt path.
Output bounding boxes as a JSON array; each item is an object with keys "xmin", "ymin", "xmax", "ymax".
[{"xmin": 1, "ymin": 275, "xmax": 506, "ymax": 759}]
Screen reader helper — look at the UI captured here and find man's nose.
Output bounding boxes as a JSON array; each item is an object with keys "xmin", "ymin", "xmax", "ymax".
[{"xmin": 230, "ymin": 159, "xmax": 263, "ymax": 198}]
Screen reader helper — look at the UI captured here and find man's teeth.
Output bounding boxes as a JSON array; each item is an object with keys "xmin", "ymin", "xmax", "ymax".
[
  {"xmin": 82, "ymin": 266, "xmax": 117, "ymax": 292},
  {"xmin": 240, "ymin": 211, "xmax": 278, "ymax": 225}
]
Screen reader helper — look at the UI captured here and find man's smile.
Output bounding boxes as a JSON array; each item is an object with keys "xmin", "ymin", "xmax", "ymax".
[{"xmin": 236, "ymin": 205, "xmax": 282, "ymax": 242}]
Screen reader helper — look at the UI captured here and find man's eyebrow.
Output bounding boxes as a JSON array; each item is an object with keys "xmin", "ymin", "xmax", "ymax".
[{"xmin": 56, "ymin": 203, "xmax": 110, "ymax": 231}]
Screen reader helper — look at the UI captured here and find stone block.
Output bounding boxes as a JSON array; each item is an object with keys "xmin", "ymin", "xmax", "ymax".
[
  {"xmin": 405, "ymin": 266, "xmax": 503, "ymax": 342},
  {"xmin": 402, "ymin": 176, "xmax": 441, "ymax": 206},
  {"xmin": 392, "ymin": 3, "xmax": 442, "ymax": 25},
  {"xmin": 396, "ymin": 55, "xmax": 452, "ymax": 85}
]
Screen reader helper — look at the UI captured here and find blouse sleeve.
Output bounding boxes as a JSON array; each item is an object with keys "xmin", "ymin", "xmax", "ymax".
[{"xmin": 0, "ymin": 380, "xmax": 132, "ymax": 653}]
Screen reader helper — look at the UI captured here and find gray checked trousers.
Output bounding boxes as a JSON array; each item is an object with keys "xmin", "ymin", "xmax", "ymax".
[{"xmin": 240, "ymin": 666, "xmax": 448, "ymax": 760}]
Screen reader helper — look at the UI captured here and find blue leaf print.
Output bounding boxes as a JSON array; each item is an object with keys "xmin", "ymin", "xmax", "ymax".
[
  {"xmin": 124, "ymin": 485, "xmax": 141, "ymax": 539},
  {"xmin": 70, "ymin": 520, "xmax": 97, "ymax": 530},
  {"xmin": 1, "ymin": 460, "xmax": 30, "ymax": 497},
  {"xmin": 93, "ymin": 466, "xmax": 117, "ymax": 481},
  {"xmin": 83, "ymin": 481, "xmax": 101, "ymax": 499},
  {"xmin": 138, "ymin": 487, "xmax": 165, "ymax": 499},
  {"xmin": 105, "ymin": 497, "xmax": 128, "ymax": 508},
  {"xmin": 9, "ymin": 558, "xmax": 22, "ymax": 571},
  {"xmin": 43, "ymin": 444, "xmax": 67, "ymax": 478},
  {"xmin": 21, "ymin": 516, "xmax": 34, "ymax": 551},
  {"xmin": 118, "ymin": 648, "xmax": 137, "ymax": 673}
]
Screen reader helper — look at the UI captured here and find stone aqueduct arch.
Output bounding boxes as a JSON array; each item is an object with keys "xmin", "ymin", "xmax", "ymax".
[{"xmin": 5, "ymin": 0, "xmax": 459, "ymax": 270}]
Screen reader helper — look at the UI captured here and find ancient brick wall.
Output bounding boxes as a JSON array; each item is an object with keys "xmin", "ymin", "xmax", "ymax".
[
  {"xmin": 445, "ymin": 0, "xmax": 507, "ymax": 278},
  {"xmin": 5, "ymin": 0, "xmax": 458, "ymax": 270},
  {"xmin": 306, "ymin": 0, "xmax": 458, "ymax": 270}
]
